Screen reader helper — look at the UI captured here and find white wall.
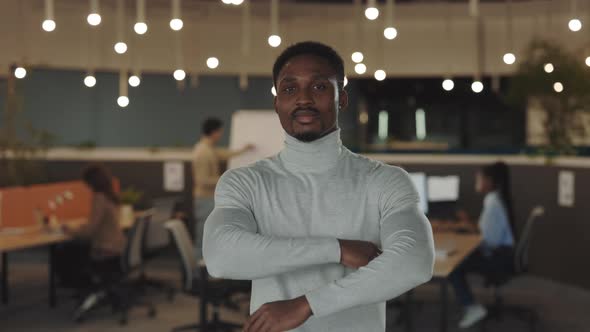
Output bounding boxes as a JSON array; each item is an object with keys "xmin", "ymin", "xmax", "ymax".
[{"xmin": 1, "ymin": 0, "xmax": 589, "ymax": 77}]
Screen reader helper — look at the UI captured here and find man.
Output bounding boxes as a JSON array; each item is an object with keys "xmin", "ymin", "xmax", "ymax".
[
  {"xmin": 192, "ymin": 117, "xmax": 253, "ymax": 260},
  {"xmin": 203, "ymin": 42, "xmax": 434, "ymax": 332}
]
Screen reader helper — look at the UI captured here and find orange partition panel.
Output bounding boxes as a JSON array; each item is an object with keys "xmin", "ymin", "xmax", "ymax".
[
  {"xmin": 0, "ymin": 187, "xmax": 32, "ymax": 228},
  {"xmin": 1, "ymin": 178, "xmax": 121, "ymax": 229},
  {"xmin": 26, "ymin": 181, "xmax": 93, "ymax": 223}
]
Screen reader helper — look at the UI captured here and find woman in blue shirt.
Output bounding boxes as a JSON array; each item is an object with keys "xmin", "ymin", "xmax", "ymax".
[{"xmin": 450, "ymin": 162, "xmax": 516, "ymax": 329}]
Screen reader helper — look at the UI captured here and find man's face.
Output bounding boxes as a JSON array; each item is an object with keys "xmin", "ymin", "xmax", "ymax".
[
  {"xmin": 274, "ymin": 54, "xmax": 348, "ymax": 142},
  {"xmin": 210, "ymin": 128, "xmax": 224, "ymax": 145}
]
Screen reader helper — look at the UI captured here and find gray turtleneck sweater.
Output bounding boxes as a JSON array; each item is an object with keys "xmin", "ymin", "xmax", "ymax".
[{"xmin": 203, "ymin": 129, "xmax": 434, "ymax": 332}]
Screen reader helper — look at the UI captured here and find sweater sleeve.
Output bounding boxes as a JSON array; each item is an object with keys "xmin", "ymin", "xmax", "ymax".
[
  {"xmin": 215, "ymin": 148, "xmax": 243, "ymax": 161},
  {"xmin": 73, "ymin": 193, "xmax": 106, "ymax": 238},
  {"xmin": 305, "ymin": 166, "xmax": 435, "ymax": 317},
  {"xmin": 202, "ymin": 168, "xmax": 341, "ymax": 280}
]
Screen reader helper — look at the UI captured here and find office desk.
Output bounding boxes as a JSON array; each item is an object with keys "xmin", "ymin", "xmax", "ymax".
[
  {"xmin": 0, "ymin": 220, "xmax": 84, "ymax": 252},
  {"xmin": 434, "ymin": 232, "xmax": 482, "ymax": 278},
  {"xmin": 0, "ymin": 212, "xmax": 141, "ymax": 307},
  {"xmin": 433, "ymin": 232, "xmax": 482, "ymax": 332}
]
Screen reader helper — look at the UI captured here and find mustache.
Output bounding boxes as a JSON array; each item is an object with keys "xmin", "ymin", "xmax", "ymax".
[{"xmin": 291, "ymin": 107, "xmax": 320, "ymax": 118}]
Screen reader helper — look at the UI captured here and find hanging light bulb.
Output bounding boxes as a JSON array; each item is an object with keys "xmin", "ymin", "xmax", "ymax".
[
  {"xmin": 84, "ymin": 73, "xmax": 96, "ymax": 87},
  {"xmin": 585, "ymin": 56, "xmax": 590, "ymax": 67},
  {"xmin": 221, "ymin": 0, "xmax": 232, "ymax": 4},
  {"xmin": 134, "ymin": 0, "xmax": 148, "ymax": 35},
  {"xmin": 134, "ymin": 22, "xmax": 148, "ymax": 35},
  {"xmin": 118, "ymin": 70, "xmax": 129, "ymax": 107},
  {"xmin": 42, "ymin": 0, "xmax": 56, "ymax": 32},
  {"xmin": 553, "ymin": 82, "xmax": 564, "ymax": 93},
  {"xmin": 365, "ymin": 0, "xmax": 379, "ymax": 20},
  {"xmin": 14, "ymin": 67, "xmax": 27, "ymax": 79},
  {"xmin": 207, "ymin": 57, "xmax": 220, "ymax": 69},
  {"xmin": 42, "ymin": 20, "xmax": 56, "ymax": 32},
  {"xmin": 569, "ymin": 18, "xmax": 582, "ymax": 31},
  {"xmin": 114, "ymin": 0, "xmax": 127, "ymax": 54},
  {"xmin": 117, "ymin": 96, "xmax": 129, "ymax": 107},
  {"xmin": 170, "ymin": 0, "xmax": 183, "ymax": 31},
  {"xmin": 355, "ymin": 63, "xmax": 367, "ymax": 75},
  {"xmin": 471, "ymin": 80, "xmax": 484, "ymax": 93},
  {"xmin": 383, "ymin": 0, "xmax": 397, "ymax": 40},
  {"xmin": 268, "ymin": 35, "xmax": 282, "ymax": 48},
  {"xmin": 503, "ymin": 52, "xmax": 516, "ymax": 65},
  {"xmin": 114, "ymin": 42, "xmax": 128, "ymax": 54},
  {"xmin": 442, "ymin": 78, "xmax": 454, "ymax": 91},
  {"xmin": 170, "ymin": 18, "xmax": 183, "ymax": 31},
  {"xmin": 268, "ymin": 0, "xmax": 281, "ymax": 48},
  {"xmin": 351, "ymin": 52, "xmax": 364, "ymax": 63},
  {"xmin": 544, "ymin": 63, "xmax": 554, "ymax": 73},
  {"xmin": 384, "ymin": 27, "xmax": 398, "ymax": 40},
  {"xmin": 374, "ymin": 70, "xmax": 386, "ymax": 81},
  {"xmin": 87, "ymin": 13, "xmax": 101, "ymax": 26},
  {"xmin": 87, "ymin": 0, "xmax": 101, "ymax": 26},
  {"xmin": 568, "ymin": 0, "xmax": 582, "ymax": 31},
  {"xmin": 173, "ymin": 69, "xmax": 186, "ymax": 81},
  {"xmin": 128, "ymin": 75, "xmax": 141, "ymax": 87},
  {"xmin": 232, "ymin": 0, "xmax": 244, "ymax": 5},
  {"xmin": 503, "ymin": 0, "xmax": 516, "ymax": 65}
]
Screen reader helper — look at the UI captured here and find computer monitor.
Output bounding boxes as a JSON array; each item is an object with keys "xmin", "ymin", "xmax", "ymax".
[
  {"xmin": 409, "ymin": 173, "xmax": 428, "ymax": 214},
  {"xmin": 426, "ymin": 175, "xmax": 460, "ymax": 220},
  {"xmin": 427, "ymin": 176, "xmax": 460, "ymax": 202}
]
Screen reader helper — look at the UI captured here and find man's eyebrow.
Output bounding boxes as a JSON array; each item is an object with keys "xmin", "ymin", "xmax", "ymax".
[
  {"xmin": 278, "ymin": 76, "xmax": 297, "ymax": 84},
  {"xmin": 311, "ymin": 74, "xmax": 332, "ymax": 80},
  {"xmin": 278, "ymin": 74, "xmax": 334, "ymax": 84}
]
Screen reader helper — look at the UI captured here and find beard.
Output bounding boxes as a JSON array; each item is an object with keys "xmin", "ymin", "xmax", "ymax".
[{"xmin": 294, "ymin": 131, "xmax": 323, "ymax": 142}]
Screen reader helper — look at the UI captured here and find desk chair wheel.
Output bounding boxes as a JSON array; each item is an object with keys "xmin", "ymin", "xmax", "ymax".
[
  {"xmin": 119, "ymin": 315, "xmax": 128, "ymax": 326},
  {"xmin": 148, "ymin": 307, "xmax": 157, "ymax": 318}
]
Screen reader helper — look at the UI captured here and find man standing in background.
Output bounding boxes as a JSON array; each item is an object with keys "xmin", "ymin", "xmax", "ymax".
[{"xmin": 192, "ymin": 117, "xmax": 254, "ymax": 260}]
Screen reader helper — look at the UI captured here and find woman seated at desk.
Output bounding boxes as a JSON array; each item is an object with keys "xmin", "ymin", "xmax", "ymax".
[
  {"xmin": 448, "ymin": 162, "xmax": 516, "ymax": 329},
  {"xmin": 56, "ymin": 164, "xmax": 127, "ymax": 288}
]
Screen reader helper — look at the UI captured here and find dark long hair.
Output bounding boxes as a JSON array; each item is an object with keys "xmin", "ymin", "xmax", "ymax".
[
  {"xmin": 481, "ymin": 162, "xmax": 516, "ymax": 238},
  {"xmin": 82, "ymin": 164, "xmax": 120, "ymax": 205}
]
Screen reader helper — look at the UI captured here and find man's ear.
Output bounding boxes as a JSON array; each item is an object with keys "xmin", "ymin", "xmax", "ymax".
[{"xmin": 339, "ymin": 89, "xmax": 349, "ymax": 112}]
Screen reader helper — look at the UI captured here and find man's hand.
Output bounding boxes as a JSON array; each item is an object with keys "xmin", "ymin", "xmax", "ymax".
[
  {"xmin": 338, "ymin": 239, "xmax": 382, "ymax": 269},
  {"xmin": 243, "ymin": 296, "xmax": 312, "ymax": 332},
  {"xmin": 242, "ymin": 144, "xmax": 256, "ymax": 153}
]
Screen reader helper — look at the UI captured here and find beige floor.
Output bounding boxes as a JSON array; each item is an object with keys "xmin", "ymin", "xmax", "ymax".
[{"xmin": 1, "ymin": 250, "xmax": 589, "ymax": 332}]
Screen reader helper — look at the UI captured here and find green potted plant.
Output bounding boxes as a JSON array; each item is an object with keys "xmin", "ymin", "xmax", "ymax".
[
  {"xmin": 0, "ymin": 66, "xmax": 56, "ymax": 186},
  {"xmin": 119, "ymin": 187, "xmax": 143, "ymax": 226},
  {"xmin": 508, "ymin": 39, "xmax": 590, "ymax": 156}
]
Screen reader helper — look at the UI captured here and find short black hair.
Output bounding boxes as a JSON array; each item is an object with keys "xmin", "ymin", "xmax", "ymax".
[
  {"xmin": 272, "ymin": 41, "xmax": 345, "ymax": 91},
  {"xmin": 202, "ymin": 117, "xmax": 223, "ymax": 136}
]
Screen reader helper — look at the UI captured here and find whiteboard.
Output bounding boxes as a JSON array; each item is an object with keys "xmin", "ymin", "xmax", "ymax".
[{"xmin": 228, "ymin": 110, "xmax": 286, "ymax": 169}]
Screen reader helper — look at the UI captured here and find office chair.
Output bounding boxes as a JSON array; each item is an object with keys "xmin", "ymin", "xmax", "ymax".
[
  {"xmin": 139, "ymin": 198, "xmax": 181, "ymax": 301},
  {"xmin": 481, "ymin": 206, "xmax": 545, "ymax": 332},
  {"xmin": 165, "ymin": 219, "xmax": 249, "ymax": 332},
  {"xmin": 74, "ymin": 216, "xmax": 157, "ymax": 325}
]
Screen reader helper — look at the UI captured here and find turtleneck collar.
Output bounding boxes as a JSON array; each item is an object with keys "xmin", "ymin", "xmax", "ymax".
[{"xmin": 279, "ymin": 128, "xmax": 343, "ymax": 172}]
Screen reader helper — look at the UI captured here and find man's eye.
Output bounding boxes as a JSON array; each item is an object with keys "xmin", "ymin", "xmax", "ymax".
[
  {"xmin": 314, "ymin": 84, "xmax": 327, "ymax": 90},
  {"xmin": 282, "ymin": 87, "xmax": 296, "ymax": 93}
]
